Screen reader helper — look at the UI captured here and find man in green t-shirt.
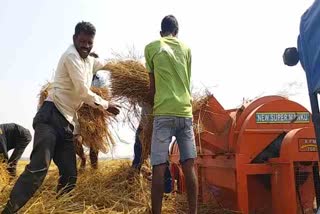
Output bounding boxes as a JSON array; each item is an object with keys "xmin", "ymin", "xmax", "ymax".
[{"xmin": 144, "ymin": 15, "xmax": 198, "ymax": 214}]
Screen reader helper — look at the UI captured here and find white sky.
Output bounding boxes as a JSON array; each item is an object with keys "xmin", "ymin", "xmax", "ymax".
[{"xmin": 0, "ymin": 0, "xmax": 314, "ymax": 158}]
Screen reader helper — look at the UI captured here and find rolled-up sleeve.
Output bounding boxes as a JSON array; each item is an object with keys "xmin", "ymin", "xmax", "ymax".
[
  {"xmin": 93, "ymin": 57, "xmax": 108, "ymax": 74},
  {"xmin": 65, "ymin": 53, "xmax": 109, "ymax": 109}
]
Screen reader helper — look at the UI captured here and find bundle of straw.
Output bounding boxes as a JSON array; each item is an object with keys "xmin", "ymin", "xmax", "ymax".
[
  {"xmin": 103, "ymin": 60, "xmax": 150, "ymax": 105},
  {"xmin": 77, "ymin": 87, "xmax": 115, "ymax": 153},
  {"xmin": 38, "ymin": 84, "xmax": 115, "ymax": 153},
  {"xmin": 38, "ymin": 82, "xmax": 51, "ymax": 110},
  {"xmin": 139, "ymin": 108, "xmax": 154, "ymax": 164},
  {"xmin": 104, "ymin": 60, "xmax": 153, "ymax": 162},
  {"xmin": 192, "ymin": 92, "xmax": 211, "ymax": 135}
]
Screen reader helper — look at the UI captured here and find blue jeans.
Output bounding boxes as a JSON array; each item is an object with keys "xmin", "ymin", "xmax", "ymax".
[{"xmin": 151, "ymin": 116, "xmax": 197, "ymax": 166}]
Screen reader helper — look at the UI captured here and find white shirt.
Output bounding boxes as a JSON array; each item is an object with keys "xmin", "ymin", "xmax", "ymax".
[{"xmin": 47, "ymin": 45, "xmax": 109, "ymax": 125}]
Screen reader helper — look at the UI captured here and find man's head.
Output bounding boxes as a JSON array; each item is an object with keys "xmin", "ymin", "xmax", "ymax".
[
  {"xmin": 160, "ymin": 15, "xmax": 179, "ymax": 37},
  {"xmin": 283, "ymin": 47, "xmax": 299, "ymax": 66},
  {"xmin": 73, "ymin": 21, "xmax": 96, "ymax": 59}
]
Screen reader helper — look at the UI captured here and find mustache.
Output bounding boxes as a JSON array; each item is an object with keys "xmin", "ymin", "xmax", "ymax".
[{"xmin": 80, "ymin": 47, "xmax": 90, "ymax": 51}]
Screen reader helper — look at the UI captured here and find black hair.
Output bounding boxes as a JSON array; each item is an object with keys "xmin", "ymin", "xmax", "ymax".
[
  {"xmin": 161, "ymin": 15, "xmax": 179, "ymax": 35},
  {"xmin": 74, "ymin": 21, "xmax": 96, "ymax": 36},
  {"xmin": 283, "ymin": 47, "xmax": 299, "ymax": 66}
]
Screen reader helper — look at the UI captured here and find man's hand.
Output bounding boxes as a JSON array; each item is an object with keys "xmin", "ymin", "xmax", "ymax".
[
  {"xmin": 7, "ymin": 165, "xmax": 16, "ymax": 177},
  {"xmin": 107, "ymin": 104, "xmax": 120, "ymax": 115}
]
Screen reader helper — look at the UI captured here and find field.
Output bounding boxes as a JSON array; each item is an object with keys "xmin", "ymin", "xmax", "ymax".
[{"xmin": 0, "ymin": 160, "xmax": 229, "ymax": 214}]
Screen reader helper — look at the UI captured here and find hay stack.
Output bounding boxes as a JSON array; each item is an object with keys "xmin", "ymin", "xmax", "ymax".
[
  {"xmin": 38, "ymin": 84, "xmax": 115, "ymax": 153},
  {"xmin": 0, "ymin": 162, "xmax": 10, "ymax": 193},
  {"xmin": 0, "ymin": 160, "xmax": 230, "ymax": 214}
]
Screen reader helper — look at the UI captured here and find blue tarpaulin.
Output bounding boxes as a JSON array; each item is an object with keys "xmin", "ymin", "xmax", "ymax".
[{"xmin": 298, "ymin": 0, "xmax": 320, "ymax": 93}]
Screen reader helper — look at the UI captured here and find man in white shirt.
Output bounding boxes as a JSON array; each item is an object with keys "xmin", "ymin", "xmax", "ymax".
[{"xmin": 2, "ymin": 21, "xmax": 119, "ymax": 214}]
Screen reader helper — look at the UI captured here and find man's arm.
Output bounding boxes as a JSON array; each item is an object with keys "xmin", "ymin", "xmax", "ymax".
[
  {"xmin": 91, "ymin": 55, "xmax": 120, "ymax": 115},
  {"xmin": 93, "ymin": 57, "xmax": 108, "ymax": 74},
  {"xmin": 7, "ymin": 128, "xmax": 31, "ymax": 176},
  {"xmin": 148, "ymin": 73, "xmax": 155, "ymax": 106},
  {"xmin": 144, "ymin": 44, "xmax": 156, "ymax": 106}
]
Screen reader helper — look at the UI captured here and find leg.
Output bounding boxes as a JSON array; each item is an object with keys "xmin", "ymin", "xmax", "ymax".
[
  {"xmin": 152, "ymin": 163, "xmax": 167, "ymax": 214},
  {"xmin": 132, "ymin": 128, "xmax": 142, "ymax": 170},
  {"xmin": 164, "ymin": 163, "xmax": 173, "ymax": 193},
  {"xmin": 176, "ymin": 117, "xmax": 198, "ymax": 214},
  {"xmin": 53, "ymin": 129, "xmax": 77, "ymax": 195},
  {"xmin": 3, "ymin": 123, "xmax": 56, "ymax": 214},
  {"xmin": 151, "ymin": 116, "xmax": 174, "ymax": 214},
  {"xmin": 74, "ymin": 135, "xmax": 86, "ymax": 169},
  {"xmin": 181, "ymin": 159, "xmax": 198, "ymax": 214},
  {"xmin": 89, "ymin": 148, "xmax": 98, "ymax": 169}
]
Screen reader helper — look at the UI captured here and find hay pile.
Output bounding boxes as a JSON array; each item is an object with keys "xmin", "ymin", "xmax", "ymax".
[
  {"xmin": 0, "ymin": 162, "xmax": 10, "ymax": 193},
  {"xmin": 192, "ymin": 93, "xmax": 211, "ymax": 135},
  {"xmin": 38, "ymin": 83, "xmax": 115, "ymax": 153},
  {"xmin": 0, "ymin": 160, "xmax": 229, "ymax": 214}
]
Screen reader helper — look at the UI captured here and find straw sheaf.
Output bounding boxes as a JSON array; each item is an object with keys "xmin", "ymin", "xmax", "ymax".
[
  {"xmin": 38, "ymin": 84, "xmax": 115, "ymax": 153},
  {"xmin": 139, "ymin": 111, "xmax": 154, "ymax": 164},
  {"xmin": 103, "ymin": 60, "xmax": 152, "ymax": 163},
  {"xmin": 77, "ymin": 87, "xmax": 115, "ymax": 153},
  {"xmin": 103, "ymin": 60, "xmax": 150, "ymax": 105}
]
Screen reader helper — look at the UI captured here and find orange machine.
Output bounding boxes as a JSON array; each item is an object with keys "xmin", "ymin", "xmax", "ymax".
[{"xmin": 169, "ymin": 95, "xmax": 320, "ymax": 214}]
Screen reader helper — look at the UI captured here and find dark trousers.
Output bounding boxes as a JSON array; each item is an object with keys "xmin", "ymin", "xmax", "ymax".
[
  {"xmin": 132, "ymin": 128, "xmax": 142, "ymax": 170},
  {"xmin": 2, "ymin": 102, "xmax": 77, "ymax": 214}
]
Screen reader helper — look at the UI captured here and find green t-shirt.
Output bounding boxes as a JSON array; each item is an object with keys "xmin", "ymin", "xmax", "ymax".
[{"xmin": 144, "ymin": 36, "xmax": 192, "ymax": 117}]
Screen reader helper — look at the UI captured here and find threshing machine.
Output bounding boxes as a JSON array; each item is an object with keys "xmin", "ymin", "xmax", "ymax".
[{"xmin": 169, "ymin": 95, "xmax": 320, "ymax": 214}]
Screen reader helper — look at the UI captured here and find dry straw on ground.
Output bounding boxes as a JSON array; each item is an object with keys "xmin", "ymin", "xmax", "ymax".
[
  {"xmin": 0, "ymin": 160, "xmax": 230, "ymax": 214},
  {"xmin": 0, "ymin": 162, "xmax": 10, "ymax": 193},
  {"xmin": 38, "ymin": 83, "xmax": 115, "ymax": 153}
]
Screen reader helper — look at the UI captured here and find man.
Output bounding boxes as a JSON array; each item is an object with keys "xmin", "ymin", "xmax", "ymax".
[
  {"xmin": 2, "ymin": 21, "xmax": 119, "ymax": 214},
  {"xmin": 0, "ymin": 123, "xmax": 32, "ymax": 177},
  {"xmin": 144, "ymin": 15, "xmax": 198, "ymax": 214},
  {"xmin": 283, "ymin": 1, "xmax": 320, "ymax": 212}
]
